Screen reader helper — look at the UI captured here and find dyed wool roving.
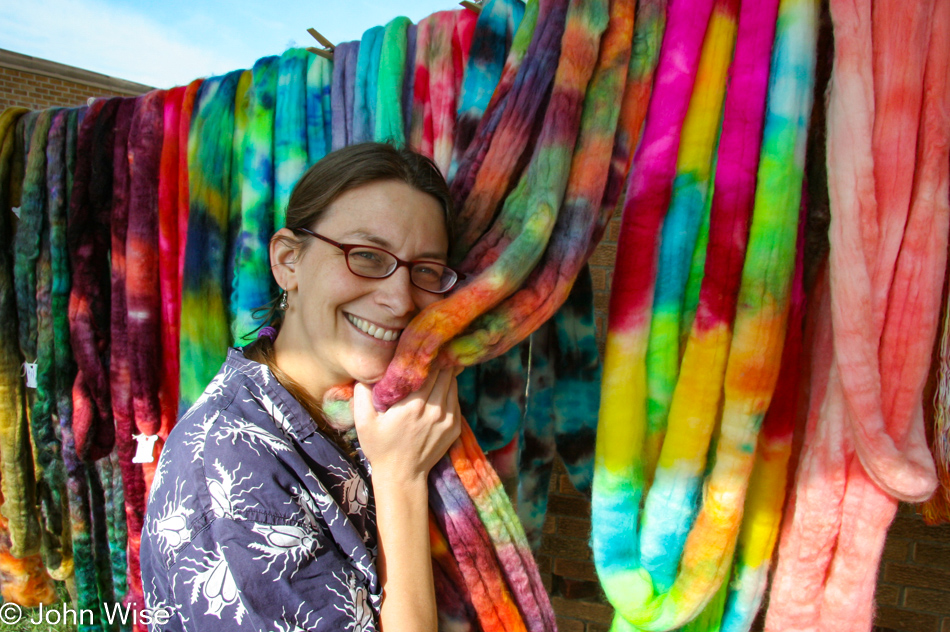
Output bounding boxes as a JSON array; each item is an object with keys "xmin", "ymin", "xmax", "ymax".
[
  {"xmin": 157, "ymin": 86, "xmax": 186, "ymax": 455},
  {"xmin": 449, "ymin": 0, "xmax": 560, "ymax": 254},
  {"xmin": 179, "ymin": 70, "xmax": 243, "ymax": 410},
  {"xmin": 68, "ymin": 98, "xmax": 121, "ymax": 463},
  {"xmin": 331, "ymin": 41, "xmax": 359, "ymax": 151},
  {"xmin": 641, "ymin": 0, "xmax": 739, "ymax": 483},
  {"xmin": 232, "ymin": 59, "xmax": 277, "ymax": 342},
  {"xmin": 354, "ymin": 26, "xmax": 384, "ymax": 145},
  {"xmin": 450, "ymin": 0, "xmax": 526, "ymax": 179},
  {"xmin": 596, "ymin": 0, "xmax": 667, "ymax": 234},
  {"xmin": 444, "ymin": 0, "xmax": 635, "ymax": 367},
  {"xmin": 374, "ymin": 0, "xmax": 609, "ymax": 407},
  {"xmin": 0, "ymin": 106, "xmax": 43, "ymax": 560},
  {"xmin": 177, "ymin": 79, "xmax": 203, "ymax": 301},
  {"xmin": 767, "ymin": 0, "xmax": 948, "ymax": 628},
  {"xmin": 15, "ymin": 108, "xmax": 73, "ymax": 580},
  {"xmin": 275, "ymin": 49, "xmax": 309, "ymax": 228},
  {"xmin": 593, "ymin": 0, "xmax": 817, "ymax": 628},
  {"xmin": 410, "ymin": 10, "xmax": 465, "ymax": 172},
  {"xmin": 49, "ymin": 106, "xmax": 114, "ymax": 629},
  {"xmin": 306, "ymin": 53, "xmax": 333, "ymax": 163},
  {"xmin": 126, "ymin": 91, "xmax": 165, "ymax": 488},
  {"xmin": 228, "ymin": 70, "xmax": 252, "ymax": 336},
  {"xmin": 109, "ymin": 96, "xmax": 151, "ymax": 619},
  {"xmin": 375, "ymin": 16, "xmax": 412, "ymax": 146}
]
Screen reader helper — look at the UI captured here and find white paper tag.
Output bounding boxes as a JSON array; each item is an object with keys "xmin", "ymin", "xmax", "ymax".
[
  {"xmin": 132, "ymin": 434, "xmax": 160, "ymax": 464},
  {"xmin": 23, "ymin": 362, "xmax": 37, "ymax": 388},
  {"xmin": 11, "ymin": 206, "xmax": 20, "ymax": 219}
]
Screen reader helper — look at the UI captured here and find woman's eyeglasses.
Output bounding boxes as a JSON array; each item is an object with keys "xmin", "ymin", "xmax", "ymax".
[{"xmin": 292, "ymin": 227, "xmax": 464, "ymax": 294}]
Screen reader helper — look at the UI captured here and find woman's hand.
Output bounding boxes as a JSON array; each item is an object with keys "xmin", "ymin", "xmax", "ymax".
[{"xmin": 353, "ymin": 368, "xmax": 462, "ymax": 483}]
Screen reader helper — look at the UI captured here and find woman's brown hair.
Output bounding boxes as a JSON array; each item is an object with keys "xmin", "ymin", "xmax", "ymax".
[{"xmin": 242, "ymin": 142, "xmax": 454, "ymax": 449}]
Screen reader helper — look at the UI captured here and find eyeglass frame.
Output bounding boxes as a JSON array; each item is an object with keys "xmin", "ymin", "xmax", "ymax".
[{"xmin": 290, "ymin": 226, "xmax": 465, "ymax": 294}]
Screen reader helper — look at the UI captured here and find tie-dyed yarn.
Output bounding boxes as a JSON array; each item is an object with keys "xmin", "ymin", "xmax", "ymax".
[
  {"xmin": 768, "ymin": 0, "xmax": 946, "ymax": 628},
  {"xmin": 375, "ymin": 16, "xmax": 412, "ymax": 146},
  {"xmin": 180, "ymin": 71, "xmax": 243, "ymax": 410},
  {"xmin": 16, "ymin": 108, "xmax": 73, "ymax": 579},
  {"xmin": 50, "ymin": 106, "xmax": 115, "ymax": 631},
  {"xmin": 444, "ymin": 0, "xmax": 634, "ymax": 366},
  {"xmin": 451, "ymin": 0, "xmax": 526, "ymax": 180},
  {"xmin": 0, "ymin": 106, "xmax": 42, "ymax": 560},
  {"xmin": 275, "ymin": 49, "xmax": 309, "ymax": 228},
  {"xmin": 306, "ymin": 54, "xmax": 333, "ymax": 164},
  {"xmin": 232, "ymin": 60, "xmax": 277, "ymax": 342},
  {"xmin": 157, "ymin": 86, "xmax": 186, "ymax": 452},
  {"xmin": 374, "ymin": 0, "xmax": 609, "ymax": 406},
  {"xmin": 354, "ymin": 26, "xmax": 384, "ymax": 145},
  {"xmin": 641, "ymin": 0, "xmax": 739, "ymax": 483},
  {"xmin": 68, "ymin": 99, "xmax": 121, "ymax": 463}
]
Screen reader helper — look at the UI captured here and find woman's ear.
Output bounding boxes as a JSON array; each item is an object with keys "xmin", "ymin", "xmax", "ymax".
[{"xmin": 270, "ymin": 228, "xmax": 301, "ymax": 292}]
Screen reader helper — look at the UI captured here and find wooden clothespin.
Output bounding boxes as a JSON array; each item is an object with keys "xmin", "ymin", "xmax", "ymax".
[
  {"xmin": 307, "ymin": 27, "xmax": 335, "ymax": 60},
  {"xmin": 460, "ymin": 0, "xmax": 483, "ymax": 14}
]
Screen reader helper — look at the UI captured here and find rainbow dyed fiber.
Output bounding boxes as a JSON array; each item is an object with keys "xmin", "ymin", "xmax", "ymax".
[
  {"xmin": 275, "ymin": 49, "xmax": 309, "ymax": 228},
  {"xmin": 767, "ymin": 0, "xmax": 948, "ymax": 628},
  {"xmin": 15, "ymin": 108, "xmax": 73, "ymax": 580},
  {"xmin": 0, "ymin": 106, "xmax": 42, "ymax": 560},
  {"xmin": 592, "ymin": 0, "xmax": 818, "ymax": 628},
  {"xmin": 180, "ymin": 71, "xmax": 243, "ymax": 410},
  {"xmin": 375, "ymin": 0, "xmax": 611, "ymax": 405},
  {"xmin": 232, "ymin": 59, "xmax": 277, "ymax": 342},
  {"xmin": 642, "ymin": 0, "xmax": 739, "ymax": 481},
  {"xmin": 306, "ymin": 54, "xmax": 333, "ymax": 164},
  {"xmin": 50, "ymin": 105, "xmax": 116, "ymax": 631},
  {"xmin": 331, "ymin": 41, "xmax": 359, "ymax": 151},
  {"xmin": 375, "ymin": 16, "xmax": 412, "ymax": 146},
  {"xmin": 444, "ymin": 0, "xmax": 635, "ymax": 367},
  {"xmin": 451, "ymin": 0, "xmax": 526, "ymax": 179},
  {"xmin": 409, "ymin": 10, "xmax": 472, "ymax": 173},
  {"xmin": 925, "ymin": 286, "xmax": 950, "ymax": 523},
  {"xmin": 157, "ymin": 86, "xmax": 186, "ymax": 455},
  {"xmin": 449, "ymin": 0, "xmax": 556, "ymax": 253},
  {"xmin": 68, "ymin": 98, "xmax": 121, "ymax": 463},
  {"xmin": 355, "ymin": 26, "xmax": 384, "ymax": 145}
]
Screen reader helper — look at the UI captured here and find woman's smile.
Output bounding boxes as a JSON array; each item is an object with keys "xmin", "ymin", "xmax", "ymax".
[{"xmin": 344, "ymin": 312, "xmax": 403, "ymax": 343}]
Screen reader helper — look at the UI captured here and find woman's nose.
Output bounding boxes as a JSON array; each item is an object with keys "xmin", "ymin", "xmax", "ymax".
[{"xmin": 374, "ymin": 266, "xmax": 417, "ymax": 317}]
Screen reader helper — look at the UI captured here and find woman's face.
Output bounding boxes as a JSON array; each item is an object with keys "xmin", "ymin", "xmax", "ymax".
[{"xmin": 281, "ymin": 179, "xmax": 449, "ymax": 388}]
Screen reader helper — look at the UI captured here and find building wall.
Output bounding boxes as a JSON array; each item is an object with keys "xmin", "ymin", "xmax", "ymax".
[{"xmin": 0, "ymin": 48, "xmax": 151, "ymax": 112}]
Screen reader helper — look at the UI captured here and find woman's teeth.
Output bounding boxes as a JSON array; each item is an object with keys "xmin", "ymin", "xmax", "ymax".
[{"xmin": 346, "ymin": 314, "xmax": 400, "ymax": 341}]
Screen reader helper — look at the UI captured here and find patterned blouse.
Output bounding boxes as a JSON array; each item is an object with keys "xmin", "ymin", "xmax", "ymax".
[{"xmin": 141, "ymin": 348, "xmax": 380, "ymax": 631}]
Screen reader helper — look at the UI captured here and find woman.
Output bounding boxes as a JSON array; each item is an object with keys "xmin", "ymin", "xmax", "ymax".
[{"xmin": 141, "ymin": 143, "xmax": 464, "ymax": 631}]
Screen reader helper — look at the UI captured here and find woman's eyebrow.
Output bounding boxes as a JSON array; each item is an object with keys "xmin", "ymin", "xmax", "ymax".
[{"xmin": 342, "ymin": 230, "xmax": 447, "ymax": 261}]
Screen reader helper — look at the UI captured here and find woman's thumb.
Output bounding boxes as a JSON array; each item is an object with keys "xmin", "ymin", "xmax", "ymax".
[{"xmin": 352, "ymin": 381, "xmax": 376, "ymax": 428}]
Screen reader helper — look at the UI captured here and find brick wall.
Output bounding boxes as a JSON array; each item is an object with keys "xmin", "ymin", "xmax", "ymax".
[
  {"xmin": 536, "ymin": 218, "xmax": 950, "ymax": 632},
  {"xmin": 0, "ymin": 48, "xmax": 151, "ymax": 112}
]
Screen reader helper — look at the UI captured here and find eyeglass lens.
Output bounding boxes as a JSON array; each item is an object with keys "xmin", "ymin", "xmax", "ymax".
[{"xmin": 346, "ymin": 247, "xmax": 456, "ymax": 293}]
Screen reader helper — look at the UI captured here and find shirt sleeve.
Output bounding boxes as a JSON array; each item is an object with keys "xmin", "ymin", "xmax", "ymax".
[{"xmin": 165, "ymin": 514, "xmax": 378, "ymax": 632}]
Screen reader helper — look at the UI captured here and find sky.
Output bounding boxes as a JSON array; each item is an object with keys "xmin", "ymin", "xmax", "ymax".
[{"xmin": 0, "ymin": 0, "xmax": 455, "ymax": 89}]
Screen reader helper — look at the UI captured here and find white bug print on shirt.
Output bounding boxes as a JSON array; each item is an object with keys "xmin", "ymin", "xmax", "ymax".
[
  {"xmin": 214, "ymin": 417, "xmax": 293, "ymax": 457},
  {"xmin": 207, "ymin": 460, "xmax": 263, "ymax": 520},
  {"xmin": 326, "ymin": 463, "xmax": 369, "ymax": 517},
  {"xmin": 149, "ymin": 481, "xmax": 196, "ymax": 560},
  {"xmin": 284, "ymin": 484, "xmax": 329, "ymax": 530},
  {"xmin": 181, "ymin": 542, "xmax": 247, "ymax": 624},
  {"xmin": 268, "ymin": 603, "xmax": 322, "ymax": 632},
  {"xmin": 182, "ymin": 409, "xmax": 220, "ymax": 461},
  {"xmin": 244, "ymin": 387, "xmax": 295, "ymax": 441},
  {"xmin": 248, "ymin": 523, "xmax": 324, "ymax": 578},
  {"xmin": 327, "ymin": 570, "xmax": 376, "ymax": 632}
]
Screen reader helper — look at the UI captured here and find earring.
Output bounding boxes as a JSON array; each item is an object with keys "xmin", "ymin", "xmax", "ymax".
[{"xmin": 279, "ymin": 290, "xmax": 289, "ymax": 311}]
